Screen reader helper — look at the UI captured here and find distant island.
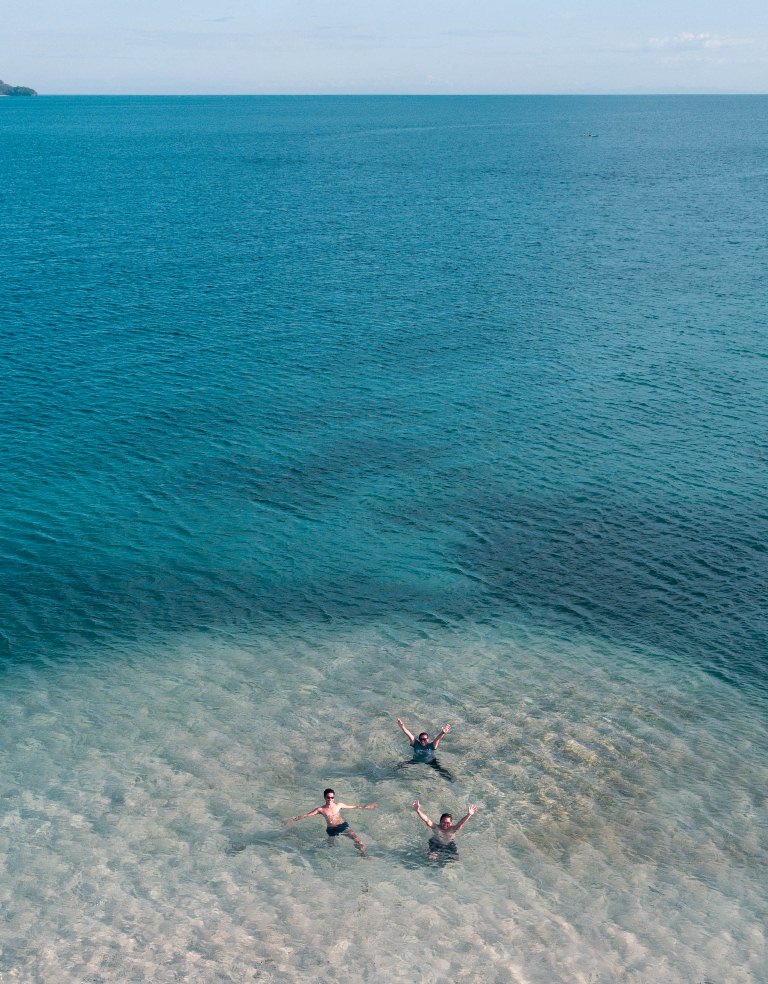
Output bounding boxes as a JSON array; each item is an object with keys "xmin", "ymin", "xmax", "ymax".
[{"xmin": 0, "ymin": 79, "xmax": 37, "ymax": 96}]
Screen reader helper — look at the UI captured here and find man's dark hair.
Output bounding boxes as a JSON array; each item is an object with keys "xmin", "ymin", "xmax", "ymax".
[
  {"xmin": 323, "ymin": 788, "xmax": 335, "ymax": 797},
  {"xmin": 440, "ymin": 813, "xmax": 452, "ymax": 823}
]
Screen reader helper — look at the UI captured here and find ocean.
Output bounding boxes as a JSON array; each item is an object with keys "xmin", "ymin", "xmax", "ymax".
[{"xmin": 0, "ymin": 95, "xmax": 766, "ymax": 983}]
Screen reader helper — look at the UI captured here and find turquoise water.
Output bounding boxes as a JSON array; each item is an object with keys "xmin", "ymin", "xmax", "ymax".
[{"xmin": 1, "ymin": 96, "xmax": 766, "ymax": 982}]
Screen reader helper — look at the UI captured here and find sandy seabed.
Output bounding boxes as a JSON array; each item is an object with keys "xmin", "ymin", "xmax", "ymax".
[{"xmin": 0, "ymin": 618, "xmax": 765, "ymax": 983}]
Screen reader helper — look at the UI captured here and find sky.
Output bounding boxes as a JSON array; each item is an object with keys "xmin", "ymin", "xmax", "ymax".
[{"xmin": 2, "ymin": 0, "xmax": 767, "ymax": 95}]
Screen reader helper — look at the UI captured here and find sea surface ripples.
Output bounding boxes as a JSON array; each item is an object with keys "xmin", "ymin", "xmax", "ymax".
[{"xmin": 1, "ymin": 96, "xmax": 766, "ymax": 981}]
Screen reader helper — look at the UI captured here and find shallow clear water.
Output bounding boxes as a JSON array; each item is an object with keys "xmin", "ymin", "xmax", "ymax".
[{"xmin": 0, "ymin": 96, "xmax": 766, "ymax": 982}]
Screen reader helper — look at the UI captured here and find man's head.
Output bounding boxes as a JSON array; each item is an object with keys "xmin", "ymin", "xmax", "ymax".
[
  {"xmin": 323, "ymin": 788, "xmax": 335, "ymax": 801},
  {"xmin": 418, "ymin": 732, "xmax": 429, "ymax": 744},
  {"xmin": 439, "ymin": 813, "xmax": 452, "ymax": 828}
]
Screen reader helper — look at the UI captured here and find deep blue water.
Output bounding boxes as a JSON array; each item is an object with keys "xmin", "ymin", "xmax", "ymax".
[{"xmin": 1, "ymin": 96, "xmax": 766, "ymax": 689}]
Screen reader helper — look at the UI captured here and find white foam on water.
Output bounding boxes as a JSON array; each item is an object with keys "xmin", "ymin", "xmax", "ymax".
[{"xmin": 0, "ymin": 618, "xmax": 765, "ymax": 983}]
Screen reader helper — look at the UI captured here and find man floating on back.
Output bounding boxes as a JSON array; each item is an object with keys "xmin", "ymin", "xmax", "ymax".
[
  {"xmin": 412, "ymin": 799, "xmax": 478, "ymax": 861},
  {"xmin": 284, "ymin": 788, "xmax": 377, "ymax": 854},
  {"xmin": 396, "ymin": 716, "xmax": 454, "ymax": 781}
]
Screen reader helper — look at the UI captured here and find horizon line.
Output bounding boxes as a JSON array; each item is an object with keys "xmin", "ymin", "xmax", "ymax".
[{"xmin": 20, "ymin": 90, "xmax": 768, "ymax": 98}]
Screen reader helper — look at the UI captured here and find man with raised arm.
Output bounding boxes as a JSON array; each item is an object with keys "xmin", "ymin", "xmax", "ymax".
[
  {"xmin": 412, "ymin": 799, "xmax": 478, "ymax": 861},
  {"xmin": 283, "ymin": 788, "xmax": 377, "ymax": 854},
  {"xmin": 395, "ymin": 717, "xmax": 454, "ymax": 781}
]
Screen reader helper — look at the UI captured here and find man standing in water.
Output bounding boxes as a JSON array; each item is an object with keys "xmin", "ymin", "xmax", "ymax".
[
  {"xmin": 412, "ymin": 799, "xmax": 478, "ymax": 861},
  {"xmin": 284, "ymin": 789, "xmax": 376, "ymax": 854},
  {"xmin": 396, "ymin": 717, "xmax": 454, "ymax": 781}
]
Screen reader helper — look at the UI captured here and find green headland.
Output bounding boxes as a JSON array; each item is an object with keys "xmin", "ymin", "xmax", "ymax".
[{"xmin": 0, "ymin": 79, "xmax": 37, "ymax": 96}]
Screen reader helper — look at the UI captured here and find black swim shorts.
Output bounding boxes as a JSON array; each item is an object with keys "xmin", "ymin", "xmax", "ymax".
[
  {"xmin": 428, "ymin": 837, "xmax": 458, "ymax": 856},
  {"xmin": 327, "ymin": 822, "xmax": 350, "ymax": 837}
]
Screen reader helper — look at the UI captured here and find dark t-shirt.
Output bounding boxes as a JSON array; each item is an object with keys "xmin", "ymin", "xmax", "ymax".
[{"xmin": 412, "ymin": 740, "xmax": 436, "ymax": 763}]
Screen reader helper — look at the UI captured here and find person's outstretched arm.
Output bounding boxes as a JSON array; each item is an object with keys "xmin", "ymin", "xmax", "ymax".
[
  {"xmin": 432, "ymin": 723, "xmax": 451, "ymax": 749},
  {"xmin": 283, "ymin": 807, "xmax": 321, "ymax": 824},
  {"xmin": 452, "ymin": 804, "xmax": 478, "ymax": 832},
  {"xmin": 396, "ymin": 718, "xmax": 416, "ymax": 745},
  {"xmin": 412, "ymin": 799, "xmax": 434, "ymax": 828},
  {"xmin": 336, "ymin": 803, "xmax": 377, "ymax": 811}
]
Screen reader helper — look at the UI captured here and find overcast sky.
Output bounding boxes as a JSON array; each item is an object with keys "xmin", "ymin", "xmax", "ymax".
[{"xmin": 3, "ymin": 0, "xmax": 767, "ymax": 95}]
